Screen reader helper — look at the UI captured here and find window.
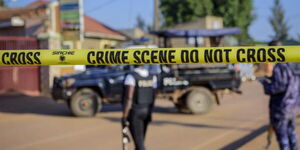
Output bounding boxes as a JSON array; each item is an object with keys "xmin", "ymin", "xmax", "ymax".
[{"xmin": 187, "ymin": 37, "xmax": 204, "ymax": 46}]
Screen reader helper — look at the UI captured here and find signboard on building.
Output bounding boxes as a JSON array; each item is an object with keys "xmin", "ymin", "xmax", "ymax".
[{"xmin": 59, "ymin": 0, "xmax": 83, "ymax": 41}]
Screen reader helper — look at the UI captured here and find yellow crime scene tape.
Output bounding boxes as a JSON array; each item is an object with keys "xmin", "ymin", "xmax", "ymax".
[{"xmin": 0, "ymin": 46, "xmax": 300, "ymax": 66}]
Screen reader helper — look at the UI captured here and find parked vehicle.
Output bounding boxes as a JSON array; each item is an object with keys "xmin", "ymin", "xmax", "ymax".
[{"xmin": 52, "ymin": 64, "xmax": 241, "ymax": 117}]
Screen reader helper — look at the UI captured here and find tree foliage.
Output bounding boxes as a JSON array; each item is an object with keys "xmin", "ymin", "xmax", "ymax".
[
  {"xmin": 269, "ymin": 0, "xmax": 289, "ymax": 41},
  {"xmin": 160, "ymin": 0, "xmax": 255, "ymax": 44},
  {"xmin": 160, "ymin": 0, "xmax": 212, "ymax": 26},
  {"xmin": 0, "ymin": 0, "xmax": 6, "ymax": 7},
  {"xmin": 136, "ymin": 15, "xmax": 146, "ymax": 31}
]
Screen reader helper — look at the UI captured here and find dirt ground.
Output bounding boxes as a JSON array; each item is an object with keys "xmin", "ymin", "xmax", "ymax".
[{"xmin": 0, "ymin": 82, "xmax": 297, "ymax": 150}]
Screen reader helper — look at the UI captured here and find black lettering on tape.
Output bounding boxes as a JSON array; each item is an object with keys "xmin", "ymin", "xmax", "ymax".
[
  {"xmin": 151, "ymin": 50, "xmax": 158, "ymax": 63},
  {"xmin": 109, "ymin": 51, "xmax": 121, "ymax": 64},
  {"xmin": 34, "ymin": 52, "xmax": 41, "ymax": 64},
  {"xmin": 26, "ymin": 52, "xmax": 34, "ymax": 64},
  {"xmin": 204, "ymin": 49, "xmax": 213, "ymax": 63},
  {"xmin": 267, "ymin": 48, "xmax": 276, "ymax": 62},
  {"xmin": 224, "ymin": 49, "xmax": 232, "ymax": 62},
  {"xmin": 237, "ymin": 49, "xmax": 246, "ymax": 62},
  {"xmin": 190, "ymin": 49, "xmax": 199, "ymax": 63},
  {"xmin": 96, "ymin": 51, "xmax": 105, "ymax": 64},
  {"xmin": 104, "ymin": 51, "xmax": 109, "ymax": 64},
  {"xmin": 122, "ymin": 51, "xmax": 129, "ymax": 64},
  {"xmin": 181, "ymin": 50, "xmax": 189, "ymax": 63},
  {"xmin": 247, "ymin": 48, "xmax": 256, "ymax": 62},
  {"xmin": 214, "ymin": 49, "xmax": 223, "ymax": 63},
  {"xmin": 2, "ymin": 52, "xmax": 41, "ymax": 65},
  {"xmin": 257, "ymin": 48, "xmax": 266, "ymax": 62},
  {"xmin": 133, "ymin": 51, "xmax": 141, "ymax": 64},
  {"xmin": 87, "ymin": 52, "xmax": 96, "ymax": 64},
  {"xmin": 0, "ymin": 47, "xmax": 293, "ymax": 65},
  {"xmin": 277, "ymin": 48, "xmax": 285, "ymax": 62},
  {"xmin": 134, "ymin": 50, "xmax": 175, "ymax": 64},
  {"xmin": 10, "ymin": 52, "xmax": 18, "ymax": 65},
  {"xmin": 204, "ymin": 49, "xmax": 226, "ymax": 63},
  {"xmin": 159, "ymin": 50, "xmax": 168, "ymax": 63},
  {"xmin": 141, "ymin": 51, "xmax": 150, "ymax": 63},
  {"xmin": 18, "ymin": 52, "xmax": 26, "ymax": 64},
  {"xmin": 2, "ymin": 52, "xmax": 9, "ymax": 65},
  {"xmin": 169, "ymin": 50, "xmax": 176, "ymax": 63}
]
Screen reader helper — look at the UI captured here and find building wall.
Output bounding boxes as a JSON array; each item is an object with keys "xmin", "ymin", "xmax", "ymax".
[
  {"xmin": 167, "ymin": 16, "xmax": 224, "ymax": 48},
  {"xmin": 80, "ymin": 38, "xmax": 122, "ymax": 49},
  {"xmin": 0, "ymin": 27, "xmax": 25, "ymax": 36}
]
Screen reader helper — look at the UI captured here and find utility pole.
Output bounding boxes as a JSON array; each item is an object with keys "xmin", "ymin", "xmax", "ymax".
[{"xmin": 153, "ymin": 0, "xmax": 159, "ymax": 45}]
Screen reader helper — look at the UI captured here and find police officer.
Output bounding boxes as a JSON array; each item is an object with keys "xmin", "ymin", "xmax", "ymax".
[
  {"xmin": 122, "ymin": 65, "xmax": 157, "ymax": 150},
  {"xmin": 261, "ymin": 40, "xmax": 300, "ymax": 150}
]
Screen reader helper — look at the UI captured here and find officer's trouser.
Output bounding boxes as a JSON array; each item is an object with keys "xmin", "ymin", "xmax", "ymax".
[
  {"xmin": 271, "ymin": 117, "xmax": 298, "ymax": 150},
  {"xmin": 129, "ymin": 108, "xmax": 150, "ymax": 150}
]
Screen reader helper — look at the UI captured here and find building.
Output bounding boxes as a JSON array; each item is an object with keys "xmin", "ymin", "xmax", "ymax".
[
  {"xmin": 119, "ymin": 27, "xmax": 145, "ymax": 40},
  {"xmin": 64, "ymin": 15, "xmax": 126, "ymax": 49},
  {"xmin": 0, "ymin": 0, "xmax": 58, "ymax": 96},
  {"xmin": 0, "ymin": 0, "xmax": 126, "ymax": 96},
  {"xmin": 152, "ymin": 16, "xmax": 239, "ymax": 48}
]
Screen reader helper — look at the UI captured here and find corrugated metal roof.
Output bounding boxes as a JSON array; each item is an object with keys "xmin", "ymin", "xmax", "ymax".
[{"xmin": 151, "ymin": 28, "xmax": 241, "ymax": 37}]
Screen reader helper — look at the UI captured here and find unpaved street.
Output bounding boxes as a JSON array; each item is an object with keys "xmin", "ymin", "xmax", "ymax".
[{"xmin": 0, "ymin": 82, "xmax": 292, "ymax": 150}]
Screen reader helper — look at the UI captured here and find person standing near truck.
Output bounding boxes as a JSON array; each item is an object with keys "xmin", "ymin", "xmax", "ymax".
[
  {"xmin": 261, "ymin": 40, "xmax": 300, "ymax": 150},
  {"xmin": 122, "ymin": 65, "xmax": 157, "ymax": 150}
]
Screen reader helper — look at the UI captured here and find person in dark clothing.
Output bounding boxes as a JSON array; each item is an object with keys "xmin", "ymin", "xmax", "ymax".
[
  {"xmin": 122, "ymin": 65, "xmax": 157, "ymax": 150},
  {"xmin": 261, "ymin": 41, "xmax": 300, "ymax": 150}
]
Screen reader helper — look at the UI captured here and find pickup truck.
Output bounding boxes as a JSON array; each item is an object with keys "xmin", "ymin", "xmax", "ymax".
[{"xmin": 52, "ymin": 64, "xmax": 241, "ymax": 117}]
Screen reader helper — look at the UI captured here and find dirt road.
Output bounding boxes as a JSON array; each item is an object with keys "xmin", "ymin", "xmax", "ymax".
[{"xmin": 0, "ymin": 82, "xmax": 277, "ymax": 150}]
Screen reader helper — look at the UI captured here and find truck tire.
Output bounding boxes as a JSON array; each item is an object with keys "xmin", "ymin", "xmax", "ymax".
[
  {"xmin": 186, "ymin": 87, "xmax": 215, "ymax": 114},
  {"xmin": 70, "ymin": 88, "xmax": 102, "ymax": 117}
]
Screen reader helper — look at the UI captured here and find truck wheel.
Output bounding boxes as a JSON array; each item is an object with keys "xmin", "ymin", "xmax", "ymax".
[
  {"xmin": 70, "ymin": 88, "xmax": 102, "ymax": 117},
  {"xmin": 186, "ymin": 87, "xmax": 215, "ymax": 114}
]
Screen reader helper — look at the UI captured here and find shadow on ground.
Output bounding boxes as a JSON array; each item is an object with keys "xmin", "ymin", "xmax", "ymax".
[
  {"xmin": 102, "ymin": 116, "xmax": 252, "ymax": 131},
  {"xmin": 220, "ymin": 125, "xmax": 268, "ymax": 150},
  {"xmin": 0, "ymin": 95, "xmax": 181, "ymax": 117},
  {"xmin": 101, "ymin": 104, "xmax": 179, "ymax": 114},
  {"xmin": 0, "ymin": 94, "xmax": 72, "ymax": 117}
]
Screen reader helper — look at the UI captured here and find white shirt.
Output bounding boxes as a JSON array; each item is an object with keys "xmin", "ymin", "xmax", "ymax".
[{"xmin": 124, "ymin": 68, "xmax": 157, "ymax": 88}]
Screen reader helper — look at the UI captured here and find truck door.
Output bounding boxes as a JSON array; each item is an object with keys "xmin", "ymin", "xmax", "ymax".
[
  {"xmin": 106, "ymin": 66, "xmax": 131, "ymax": 103},
  {"xmin": 159, "ymin": 65, "xmax": 189, "ymax": 92}
]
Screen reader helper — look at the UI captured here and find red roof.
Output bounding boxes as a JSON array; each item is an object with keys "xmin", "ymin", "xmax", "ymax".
[
  {"xmin": 0, "ymin": 0, "xmax": 49, "ymax": 21},
  {"xmin": 84, "ymin": 15, "xmax": 124, "ymax": 38},
  {"xmin": 27, "ymin": 0, "xmax": 49, "ymax": 8},
  {"xmin": 0, "ymin": 36, "xmax": 37, "ymax": 41},
  {"xmin": 0, "ymin": 8, "xmax": 31, "ymax": 21}
]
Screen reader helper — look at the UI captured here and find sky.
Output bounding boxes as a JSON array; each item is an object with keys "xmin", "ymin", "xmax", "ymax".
[{"xmin": 6, "ymin": 0, "xmax": 300, "ymax": 42}]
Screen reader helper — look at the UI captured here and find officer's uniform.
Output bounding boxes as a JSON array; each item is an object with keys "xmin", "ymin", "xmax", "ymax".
[
  {"xmin": 262, "ymin": 63, "xmax": 300, "ymax": 150},
  {"xmin": 124, "ymin": 67, "xmax": 157, "ymax": 150}
]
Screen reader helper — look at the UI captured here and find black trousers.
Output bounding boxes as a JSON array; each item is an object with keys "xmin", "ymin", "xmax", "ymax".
[{"xmin": 129, "ymin": 108, "xmax": 151, "ymax": 150}]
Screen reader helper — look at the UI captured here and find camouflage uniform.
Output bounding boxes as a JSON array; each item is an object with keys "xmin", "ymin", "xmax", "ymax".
[{"xmin": 262, "ymin": 63, "xmax": 300, "ymax": 150}]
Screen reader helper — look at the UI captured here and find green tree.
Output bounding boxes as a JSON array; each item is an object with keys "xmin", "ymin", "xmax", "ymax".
[
  {"xmin": 136, "ymin": 15, "xmax": 146, "ymax": 31},
  {"xmin": 212, "ymin": 0, "xmax": 255, "ymax": 44},
  {"xmin": 160, "ymin": 0, "xmax": 255, "ymax": 44},
  {"xmin": 0, "ymin": 0, "xmax": 6, "ymax": 7},
  {"xmin": 160, "ymin": 0, "xmax": 212, "ymax": 27},
  {"xmin": 269, "ymin": 0, "xmax": 289, "ymax": 41}
]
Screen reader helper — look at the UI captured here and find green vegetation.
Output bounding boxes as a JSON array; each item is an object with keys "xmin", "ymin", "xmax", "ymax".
[
  {"xmin": 136, "ymin": 15, "xmax": 146, "ymax": 31},
  {"xmin": 0, "ymin": 0, "xmax": 6, "ymax": 7},
  {"xmin": 160, "ymin": 0, "xmax": 255, "ymax": 44},
  {"xmin": 269, "ymin": 0, "xmax": 289, "ymax": 41}
]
